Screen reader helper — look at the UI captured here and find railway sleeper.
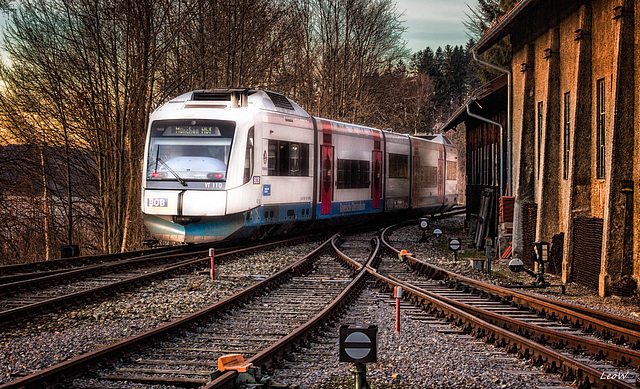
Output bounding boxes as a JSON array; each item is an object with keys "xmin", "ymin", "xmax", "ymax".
[
  {"xmin": 543, "ymin": 360, "xmax": 560, "ymax": 373},
  {"xmin": 577, "ymin": 376, "xmax": 594, "ymax": 389},
  {"xmin": 504, "ymin": 342, "xmax": 519, "ymax": 354},
  {"xmin": 517, "ymin": 348, "xmax": 532, "ymax": 359},
  {"xmin": 495, "ymin": 337, "xmax": 508, "ymax": 348},
  {"xmin": 529, "ymin": 354, "xmax": 545, "ymax": 367},
  {"xmin": 553, "ymin": 339, "xmax": 567, "ymax": 349},
  {"xmin": 536, "ymin": 334, "xmax": 548, "ymax": 345},
  {"xmin": 616, "ymin": 335, "xmax": 629, "ymax": 345},
  {"xmin": 561, "ymin": 367, "xmax": 577, "ymax": 381}
]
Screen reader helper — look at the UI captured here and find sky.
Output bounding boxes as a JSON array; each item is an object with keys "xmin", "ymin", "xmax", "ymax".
[{"xmin": 395, "ymin": 0, "xmax": 472, "ymax": 53}]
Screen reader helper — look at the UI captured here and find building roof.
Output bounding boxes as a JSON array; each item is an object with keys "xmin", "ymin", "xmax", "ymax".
[
  {"xmin": 474, "ymin": 0, "xmax": 584, "ymax": 55},
  {"xmin": 439, "ymin": 73, "xmax": 508, "ymax": 132}
]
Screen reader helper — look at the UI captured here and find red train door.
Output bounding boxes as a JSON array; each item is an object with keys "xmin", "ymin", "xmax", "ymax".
[
  {"xmin": 321, "ymin": 145, "xmax": 334, "ymax": 215},
  {"xmin": 438, "ymin": 144, "xmax": 445, "ymax": 203},
  {"xmin": 372, "ymin": 150, "xmax": 381, "ymax": 210}
]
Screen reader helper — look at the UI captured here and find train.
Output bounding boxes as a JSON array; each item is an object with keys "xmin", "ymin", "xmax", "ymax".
[{"xmin": 141, "ymin": 89, "xmax": 458, "ymax": 243}]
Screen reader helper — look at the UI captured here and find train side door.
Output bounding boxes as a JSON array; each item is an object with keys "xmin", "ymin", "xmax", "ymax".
[
  {"xmin": 438, "ymin": 145, "xmax": 445, "ymax": 203},
  {"xmin": 321, "ymin": 145, "xmax": 334, "ymax": 215},
  {"xmin": 372, "ymin": 150, "xmax": 382, "ymax": 210}
]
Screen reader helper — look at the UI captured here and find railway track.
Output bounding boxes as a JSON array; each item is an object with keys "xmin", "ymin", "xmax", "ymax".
[
  {"xmin": 374, "ymin": 224, "xmax": 640, "ymax": 389},
  {"xmin": 4, "ymin": 210, "xmax": 637, "ymax": 389},
  {"xmin": 0, "ymin": 232, "xmax": 377, "ymax": 389},
  {"xmin": 0, "ymin": 245, "xmax": 190, "ymax": 283},
  {"xmin": 0, "ymin": 237, "xmax": 313, "ymax": 327}
]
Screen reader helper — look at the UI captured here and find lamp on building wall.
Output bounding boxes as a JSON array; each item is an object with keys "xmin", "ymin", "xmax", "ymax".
[
  {"xmin": 520, "ymin": 63, "xmax": 528, "ymax": 72},
  {"xmin": 543, "ymin": 48, "xmax": 559, "ymax": 59},
  {"xmin": 612, "ymin": 5, "xmax": 624, "ymax": 19},
  {"xmin": 574, "ymin": 29, "xmax": 590, "ymax": 41}
]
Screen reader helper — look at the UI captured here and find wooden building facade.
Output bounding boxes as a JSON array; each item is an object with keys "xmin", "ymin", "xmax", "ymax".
[{"xmin": 441, "ymin": 75, "xmax": 510, "ymax": 253}]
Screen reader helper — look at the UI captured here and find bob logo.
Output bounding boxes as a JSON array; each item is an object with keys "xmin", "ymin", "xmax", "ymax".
[{"xmin": 147, "ymin": 198, "xmax": 168, "ymax": 208}]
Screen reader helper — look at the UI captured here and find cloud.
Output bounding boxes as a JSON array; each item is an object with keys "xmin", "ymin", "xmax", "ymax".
[{"xmin": 395, "ymin": 0, "xmax": 470, "ymax": 52}]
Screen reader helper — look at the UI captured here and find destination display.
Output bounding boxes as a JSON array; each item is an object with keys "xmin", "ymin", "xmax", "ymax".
[{"xmin": 166, "ymin": 125, "xmax": 221, "ymax": 136}]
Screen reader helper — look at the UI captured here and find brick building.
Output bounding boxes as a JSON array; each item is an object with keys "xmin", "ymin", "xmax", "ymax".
[{"xmin": 469, "ymin": 0, "xmax": 638, "ymax": 296}]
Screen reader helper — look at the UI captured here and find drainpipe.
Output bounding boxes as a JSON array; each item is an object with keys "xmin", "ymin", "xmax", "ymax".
[
  {"xmin": 471, "ymin": 49, "xmax": 512, "ymax": 196},
  {"xmin": 466, "ymin": 97, "xmax": 504, "ymax": 197}
]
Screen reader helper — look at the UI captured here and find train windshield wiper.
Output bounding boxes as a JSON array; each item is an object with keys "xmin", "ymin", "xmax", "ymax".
[{"xmin": 156, "ymin": 157, "xmax": 188, "ymax": 186}]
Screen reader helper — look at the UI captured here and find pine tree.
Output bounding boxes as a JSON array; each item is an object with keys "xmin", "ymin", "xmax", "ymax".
[{"xmin": 463, "ymin": 0, "xmax": 517, "ymax": 82}]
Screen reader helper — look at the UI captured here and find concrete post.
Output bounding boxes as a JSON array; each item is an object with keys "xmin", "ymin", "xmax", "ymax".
[
  {"xmin": 599, "ymin": 0, "xmax": 635, "ymax": 296},
  {"xmin": 562, "ymin": 4, "xmax": 593, "ymax": 284}
]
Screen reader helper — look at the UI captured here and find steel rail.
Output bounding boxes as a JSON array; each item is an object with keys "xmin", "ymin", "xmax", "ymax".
[
  {"xmin": 0, "ymin": 248, "xmax": 188, "ymax": 285},
  {"xmin": 0, "ymin": 237, "xmax": 310, "ymax": 326},
  {"xmin": 0, "ymin": 237, "xmax": 307, "ymax": 296},
  {"xmin": 367, "ymin": 269, "xmax": 635, "ymax": 389},
  {"xmin": 380, "ymin": 224, "xmax": 640, "ymax": 347},
  {"xmin": 203, "ymin": 235, "xmax": 381, "ymax": 389},
  {"xmin": 0, "ymin": 245, "xmax": 187, "ymax": 277},
  {"xmin": 389, "ymin": 273, "xmax": 640, "ymax": 368},
  {"xmin": 0, "ymin": 235, "xmax": 335, "ymax": 389}
]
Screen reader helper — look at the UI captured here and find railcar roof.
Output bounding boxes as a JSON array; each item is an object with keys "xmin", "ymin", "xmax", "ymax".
[{"xmin": 159, "ymin": 89, "xmax": 310, "ymax": 118}]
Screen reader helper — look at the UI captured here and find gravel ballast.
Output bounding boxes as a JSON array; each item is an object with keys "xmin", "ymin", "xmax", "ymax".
[
  {"xmin": 0, "ymin": 242, "xmax": 318, "ymax": 384},
  {"xmin": 273, "ymin": 287, "xmax": 554, "ymax": 389},
  {"xmin": 388, "ymin": 217, "xmax": 640, "ymax": 321}
]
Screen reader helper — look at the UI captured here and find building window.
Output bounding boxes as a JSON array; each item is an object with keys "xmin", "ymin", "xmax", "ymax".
[
  {"xmin": 267, "ymin": 140, "xmax": 309, "ymax": 176},
  {"xmin": 336, "ymin": 159, "xmax": 370, "ymax": 189},
  {"xmin": 537, "ymin": 101, "xmax": 543, "ymax": 179},
  {"xmin": 596, "ymin": 78, "xmax": 606, "ymax": 179},
  {"xmin": 563, "ymin": 93, "xmax": 570, "ymax": 180}
]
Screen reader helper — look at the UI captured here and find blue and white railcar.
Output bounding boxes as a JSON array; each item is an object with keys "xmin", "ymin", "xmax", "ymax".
[
  {"xmin": 142, "ymin": 89, "xmax": 312, "ymax": 243},
  {"xmin": 141, "ymin": 88, "xmax": 458, "ymax": 243}
]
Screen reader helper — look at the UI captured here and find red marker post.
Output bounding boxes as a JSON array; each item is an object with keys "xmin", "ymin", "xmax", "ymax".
[
  {"xmin": 394, "ymin": 286, "xmax": 402, "ymax": 333},
  {"xmin": 209, "ymin": 248, "xmax": 215, "ymax": 280}
]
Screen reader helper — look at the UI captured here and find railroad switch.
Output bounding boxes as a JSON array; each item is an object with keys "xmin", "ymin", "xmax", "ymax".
[
  {"xmin": 210, "ymin": 354, "xmax": 298, "ymax": 388},
  {"xmin": 210, "ymin": 354, "xmax": 258, "ymax": 384}
]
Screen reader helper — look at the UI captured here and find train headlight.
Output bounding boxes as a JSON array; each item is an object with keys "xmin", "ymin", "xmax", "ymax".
[{"xmin": 207, "ymin": 172, "xmax": 225, "ymax": 180}]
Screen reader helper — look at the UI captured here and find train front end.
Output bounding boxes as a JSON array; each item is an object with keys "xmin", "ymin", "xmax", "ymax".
[{"xmin": 141, "ymin": 90, "xmax": 258, "ymax": 243}]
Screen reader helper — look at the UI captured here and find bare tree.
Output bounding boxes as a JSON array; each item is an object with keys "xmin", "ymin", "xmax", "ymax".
[{"xmin": 0, "ymin": 0, "xmax": 411, "ymax": 262}]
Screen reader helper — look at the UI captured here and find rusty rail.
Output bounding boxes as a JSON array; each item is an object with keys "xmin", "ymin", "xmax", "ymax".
[
  {"xmin": 0, "ymin": 237, "xmax": 311, "ymax": 326},
  {"xmin": 203, "ymin": 235, "xmax": 381, "ymax": 389},
  {"xmin": 381, "ymin": 224, "xmax": 640, "ymax": 347},
  {"xmin": 368, "ymin": 269, "xmax": 635, "ymax": 389},
  {"xmin": 377, "ymin": 223, "xmax": 640, "ymax": 388},
  {"xmin": 0, "ymin": 236, "xmax": 333, "ymax": 389}
]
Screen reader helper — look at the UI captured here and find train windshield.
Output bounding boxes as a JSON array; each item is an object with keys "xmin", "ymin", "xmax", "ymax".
[{"xmin": 146, "ymin": 119, "xmax": 235, "ymax": 183}]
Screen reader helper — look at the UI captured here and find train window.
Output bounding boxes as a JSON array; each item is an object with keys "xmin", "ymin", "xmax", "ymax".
[
  {"xmin": 267, "ymin": 140, "xmax": 309, "ymax": 176},
  {"xmin": 447, "ymin": 161, "xmax": 457, "ymax": 181},
  {"xmin": 426, "ymin": 166, "xmax": 437, "ymax": 187},
  {"xmin": 146, "ymin": 119, "xmax": 235, "ymax": 182},
  {"xmin": 388, "ymin": 153, "xmax": 409, "ymax": 179},
  {"xmin": 337, "ymin": 159, "xmax": 370, "ymax": 189},
  {"xmin": 268, "ymin": 143, "xmax": 277, "ymax": 175},
  {"xmin": 243, "ymin": 127, "xmax": 254, "ymax": 184}
]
